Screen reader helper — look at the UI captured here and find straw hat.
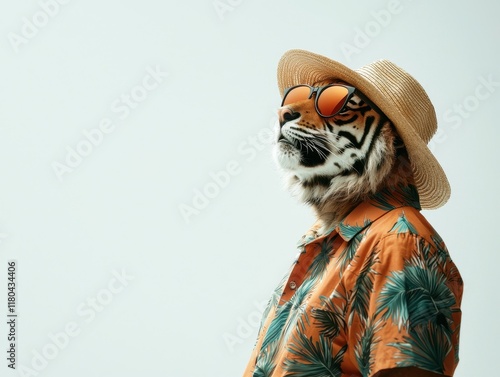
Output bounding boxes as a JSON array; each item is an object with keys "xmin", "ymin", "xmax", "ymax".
[{"xmin": 277, "ymin": 49, "xmax": 450, "ymax": 209}]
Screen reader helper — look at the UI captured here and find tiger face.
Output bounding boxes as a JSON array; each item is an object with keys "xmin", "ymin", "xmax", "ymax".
[{"xmin": 274, "ymin": 80, "xmax": 411, "ymax": 225}]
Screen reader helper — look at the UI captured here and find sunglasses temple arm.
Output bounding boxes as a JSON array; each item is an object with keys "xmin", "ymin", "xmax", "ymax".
[{"xmin": 355, "ymin": 90, "xmax": 386, "ymax": 118}]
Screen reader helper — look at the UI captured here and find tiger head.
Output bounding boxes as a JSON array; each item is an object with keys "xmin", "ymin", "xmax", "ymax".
[{"xmin": 274, "ymin": 80, "xmax": 414, "ymax": 228}]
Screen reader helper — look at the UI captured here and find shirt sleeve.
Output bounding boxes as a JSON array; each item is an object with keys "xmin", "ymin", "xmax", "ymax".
[{"xmin": 344, "ymin": 232, "xmax": 463, "ymax": 377}]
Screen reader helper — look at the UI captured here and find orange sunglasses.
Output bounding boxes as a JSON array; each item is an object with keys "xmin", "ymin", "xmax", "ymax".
[{"xmin": 281, "ymin": 84, "xmax": 357, "ymax": 118}]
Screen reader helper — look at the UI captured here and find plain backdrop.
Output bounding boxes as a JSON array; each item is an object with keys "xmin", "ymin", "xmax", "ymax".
[{"xmin": 0, "ymin": 1, "xmax": 498, "ymax": 376}]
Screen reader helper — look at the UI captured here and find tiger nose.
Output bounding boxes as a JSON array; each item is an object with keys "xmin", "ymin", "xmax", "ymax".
[{"xmin": 278, "ymin": 107, "xmax": 300, "ymax": 126}]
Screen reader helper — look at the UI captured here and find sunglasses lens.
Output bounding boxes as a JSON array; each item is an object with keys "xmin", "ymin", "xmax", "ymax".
[
  {"xmin": 317, "ymin": 86, "xmax": 350, "ymax": 116},
  {"xmin": 282, "ymin": 86, "xmax": 311, "ymax": 106}
]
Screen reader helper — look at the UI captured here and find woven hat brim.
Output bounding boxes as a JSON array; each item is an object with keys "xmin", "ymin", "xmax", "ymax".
[{"xmin": 277, "ymin": 49, "xmax": 450, "ymax": 209}]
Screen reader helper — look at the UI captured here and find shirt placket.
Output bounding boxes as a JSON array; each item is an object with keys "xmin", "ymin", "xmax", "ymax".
[
  {"xmin": 279, "ymin": 248, "xmax": 312, "ymax": 304},
  {"xmin": 279, "ymin": 233, "xmax": 339, "ymax": 304}
]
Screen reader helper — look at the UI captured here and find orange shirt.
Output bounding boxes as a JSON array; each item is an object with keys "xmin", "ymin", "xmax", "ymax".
[{"xmin": 243, "ymin": 185, "xmax": 462, "ymax": 377}]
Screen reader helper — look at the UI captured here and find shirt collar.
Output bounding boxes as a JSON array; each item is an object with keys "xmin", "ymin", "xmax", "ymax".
[{"xmin": 297, "ymin": 184, "xmax": 421, "ymax": 247}]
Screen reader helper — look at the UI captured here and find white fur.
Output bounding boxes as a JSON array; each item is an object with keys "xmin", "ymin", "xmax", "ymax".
[{"xmin": 273, "ymin": 110, "xmax": 397, "ymax": 228}]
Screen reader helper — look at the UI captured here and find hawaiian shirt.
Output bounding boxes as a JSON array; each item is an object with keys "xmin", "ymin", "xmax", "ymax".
[{"xmin": 243, "ymin": 185, "xmax": 463, "ymax": 377}]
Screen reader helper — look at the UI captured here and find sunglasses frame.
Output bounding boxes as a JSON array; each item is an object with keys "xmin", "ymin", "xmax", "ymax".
[{"xmin": 281, "ymin": 84, "xmax": 383, "ymax": 119}]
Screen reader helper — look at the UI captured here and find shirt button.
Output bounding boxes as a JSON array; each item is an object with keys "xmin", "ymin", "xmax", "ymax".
[{"xmin": 289, "ymin": 281, "xmax": 297, "ymax": 290}]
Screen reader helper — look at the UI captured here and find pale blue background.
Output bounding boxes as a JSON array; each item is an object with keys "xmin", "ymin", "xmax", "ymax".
[{"xmin": 0, "ymin": 0, "xmax": 498, "ymax": 376}]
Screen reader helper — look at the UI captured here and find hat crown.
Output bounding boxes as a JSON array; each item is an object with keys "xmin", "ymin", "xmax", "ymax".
[{"xmin": 357, "ymin": 60, "xmax": 437, "ymax": 144}]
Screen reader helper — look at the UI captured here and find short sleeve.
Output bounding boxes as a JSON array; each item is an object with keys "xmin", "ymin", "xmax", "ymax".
[{"xmin": 344, "ymin": 232, "xmax": 462, "ymax": 377}]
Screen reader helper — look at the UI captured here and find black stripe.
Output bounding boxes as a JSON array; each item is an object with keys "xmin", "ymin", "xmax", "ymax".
[
  {"xmin": 340, "ymin": 117, "xmax": 388, "ymax": 176},
  {"xmin": 334, "ymin": 114, "xmax": 358, "ymax": 126},
  {"xmin": 290, "ymin": 126, "xmax": 314, "ymax": 136},
  {"xmin": 338, "ymin": 115, "xmax": 374, "ymax": 149},
  {"xmin": 324, "ymin": 121, "xmax": 334, "ymax": 133},
  {"xmin": 302, "ymin": 175, "xmax": 333, "ymax": 188},
  {"xmin": 356, "ymin": 105, "xmax": 372, "ymax": 116},
  {"xmin": 352, "ymin": 158, "xmax": 367, "ymax": 175}
]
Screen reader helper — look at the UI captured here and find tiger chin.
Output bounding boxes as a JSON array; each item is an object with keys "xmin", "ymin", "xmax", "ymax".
[{"xmin": 273, "ymin": 82, "xmax": 414, "ymax": 233}]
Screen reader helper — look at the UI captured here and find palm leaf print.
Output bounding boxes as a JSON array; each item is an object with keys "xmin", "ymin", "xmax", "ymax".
[
  {"xmin": 371, "ymin": 187, "xmax": 397, "ymax": 210},
  {"xmin": 307, "ymin": 236, "xmax": 336, "ymax": 281},
  {"xmin": 260, "ymin": 278, "xmax": 315, "ymax": 350},
  {"xmin": 375, "ymin": 269, "xmax": 408, "ymax": 330},
  {"xmin": 402, "ymin": 265, "xmax": 455, "ymax": 331},
  {"xmin": 376, "ymin": 263, "xmax": 456, "ymax": 333},
  {"xmin": 259, "ymin": 274, "xmax": 288, "ymax": 335},
  {"xmin": 428, "ymin": 233, "xmax": 462, "ymax": 287},
  {"xmin": 260, "ymin": 300, "xmax": 292, "ymax": 351},
  {"xmin": 414, "ymin": 237, "xmax": 439, "ymax": 270},
  {"xmin": 430, "ymin": 233, "xmax": 450, "ymax": 267},
  {"xmin": 354, "ymin": 319, "xmax": 382, "ymax": 377},
  {"xmin": 388, "ymin": 212, "xmax": 417, "ymax": 235},
  {"xmin": 400, "ymin": 184, "xmax": 420, "ymax": 209},
  {"xmin": 454, "ymin": 323, "xmax": 461, "ymax": 365},
  {"xmin": 253, "ymin": 345, "xmax": 278, "ymax": 377},
  {"xmin": 337, "ymin": 219, "xmax": 371, "ymax": 274},
  {"xmin": 311, "ymin": 296, "xmax": 347, "ymax": 340},
  {"xmin": 389, "ymin": 322, "xmax": 452, "ymax": 374},
  {"xmin": 337, "ymin": 221, "xmax": 366, "ymax": 240},
  {"xmin": 348, "ymin": 249, "xmax": 380, "ymax": 326},
  {"xmin": 284, "ymin": 332, "xmax": 347, "ymax": 377}
]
